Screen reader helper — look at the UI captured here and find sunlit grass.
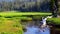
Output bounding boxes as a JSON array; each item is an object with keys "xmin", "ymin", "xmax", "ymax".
[
  {"xmin": 0, "ymin": 11, "xmax": 52, "ymax": 17},
  {"xmin": 47, "ymin": 18, "xmax": 60, "ymax": 25},
  {"xmin": 0, "ymin": 18, "xmax": 23, "ymax": 34}
]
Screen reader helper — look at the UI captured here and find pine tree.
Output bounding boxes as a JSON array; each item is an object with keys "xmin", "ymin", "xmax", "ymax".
[{"xmin": 50, "ymin": 0, "xmax": 58, "ymax": 17}]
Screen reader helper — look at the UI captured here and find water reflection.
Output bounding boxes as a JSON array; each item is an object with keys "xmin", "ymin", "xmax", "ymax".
[{"xmin": 24, "ymin": 25, "xmax": 50, "ymax": 34}]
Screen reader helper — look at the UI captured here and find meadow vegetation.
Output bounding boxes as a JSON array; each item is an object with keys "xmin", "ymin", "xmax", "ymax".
[
  {"xmin": 0, "ymin": 11, "xmax": 60, "ymax": 34},
  {"xmin": 47, "ymin": 18, "xmax": 60, "ymax": 25},
  {"xmin": 0, "ymin": 17, "xmax": 23, "ymax": 34}
]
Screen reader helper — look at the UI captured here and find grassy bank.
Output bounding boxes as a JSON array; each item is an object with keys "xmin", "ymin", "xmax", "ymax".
[
  {"xmin": 0, "ymin": 17, "xmax": 23, "ymax": 34},
  {"xmin": 47, "ymin": 18, "xmax": 60, "ymax": 25}
]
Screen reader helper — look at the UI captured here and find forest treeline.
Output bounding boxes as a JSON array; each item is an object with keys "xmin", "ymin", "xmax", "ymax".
[{"xmin": 0, "ymin": 0, "xmax": 51, "ymax": 12}]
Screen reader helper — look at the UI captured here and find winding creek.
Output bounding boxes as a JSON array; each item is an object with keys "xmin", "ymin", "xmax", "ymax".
[
  {"xmin": 22, "ymin": 16, "xmax": 60, "ymax": 34},
  {"xmin": 24, "ymin": 25, "xmax": 50, "ymax": 34}
]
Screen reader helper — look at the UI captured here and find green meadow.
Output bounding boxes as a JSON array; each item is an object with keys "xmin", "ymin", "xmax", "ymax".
[
  {"xmin": 0, "ymin": 11, "xmax": 52, "ymax": 17},
  {"xmin": 0, "ymin": 11, "xmax": 52, "ymax": 34},
  {"xmin": 47, "ymin": 18, "xmax": 60, "ymax": 25},
  {"xmin": 0, "ymin": 11, "xmax": 60, "ymax": 34},
  {"xmin": 0, "ymin": 17, "xmax": 23, "ymax": 34}
]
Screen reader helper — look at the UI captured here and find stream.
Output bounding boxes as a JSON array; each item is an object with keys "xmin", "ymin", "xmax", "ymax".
[{"xmin": 24, "ymin": 25, "xmax": 50, "ymax": 34}]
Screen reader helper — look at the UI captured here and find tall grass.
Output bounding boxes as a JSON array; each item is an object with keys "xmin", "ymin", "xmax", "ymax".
[
  {"xmin": 0, "ymin": 17, "xmax": 23, "ymax": 34},
  {"xmin": 0, "ymin": 11, "xmax": 52, "ymax": 17},
  {"xmin": 47, "ymin": 18, "xmax": 60, "ymax": 25}
]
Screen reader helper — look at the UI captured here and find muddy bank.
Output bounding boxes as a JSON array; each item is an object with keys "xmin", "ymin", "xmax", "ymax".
[
  {"xmin": 50, "ymin": 27, "xmax": 60, "ymax": 34},
  {"xmin": 48, "ymin": 23, "xmax": 60, "ymax": 34}
]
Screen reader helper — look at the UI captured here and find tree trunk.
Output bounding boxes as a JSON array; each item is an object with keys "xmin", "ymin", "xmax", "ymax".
[{"xmin": 50, "ymin": 0, "xmax": 58, "ymax": 17}]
